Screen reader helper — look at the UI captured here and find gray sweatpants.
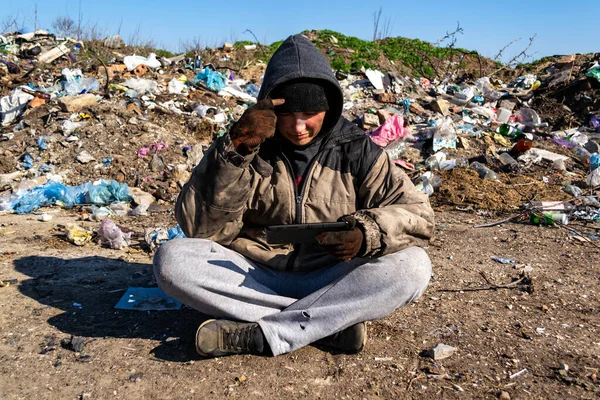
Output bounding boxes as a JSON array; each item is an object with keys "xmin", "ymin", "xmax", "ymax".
[{"xmin": 153, "ymin": 239, "xmax": 432, "ymax": 356}]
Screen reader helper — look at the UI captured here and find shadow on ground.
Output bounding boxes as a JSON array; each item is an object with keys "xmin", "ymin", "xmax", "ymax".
[{"xmin": 14, "ymin": 255, "xmax": 208, "ymax": 362}]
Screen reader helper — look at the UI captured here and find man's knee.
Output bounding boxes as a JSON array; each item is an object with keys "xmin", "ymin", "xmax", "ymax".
[
  {"xmin": 378, "ymin": 246, "xmax": 432, "ymax": 293},
  {"xmin": 398, "ymin": 246, "xmax": 432, "ymax": 285},
  {"xmin": 153, "ymin": 238, "xmax": 212, "ymax": 289}
]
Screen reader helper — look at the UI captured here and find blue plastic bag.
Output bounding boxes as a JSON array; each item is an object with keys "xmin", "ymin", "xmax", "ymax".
[
  {"xmin": 11, "ymin": 180, "xmax": 131, "ymax": 214},
  {"xmin": 167, "ymin": 225, "xmax": 186, "ymax": 240},
  {"xmin": 86, "ymin": 180, "xmax": 131, "ymax": 204},
  {"xmin": 193, "ymin": 67, "xmax": 226, "ymax": 91},
  {"xmin": 245, "ymin": 83, "xmax": 260, "ymax": 97}
]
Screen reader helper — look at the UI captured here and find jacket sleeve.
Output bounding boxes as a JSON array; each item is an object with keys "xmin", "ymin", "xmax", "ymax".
[
  {"xmin": 175, "ymin": 134, "xmax": 257, "ymax": 244},
  {"xmin": 353, "ymin": 151, "xmax": 435, "ymax": 257}
]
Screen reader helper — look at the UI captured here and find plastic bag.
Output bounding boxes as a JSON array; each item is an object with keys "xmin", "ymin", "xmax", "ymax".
[
  {"xmin": 144, "ymin": 225, "xmax": 186, "ymax": 250},
  {"xmin": 63, "ymin": 77, "xmax": 99, "ymax": 96},
  {"xmin": 193, "ymin": 67, "xmax": 226, "ymax": 91},
  {"xmin": 585, "ymin": 67, "xmax": 600, "ymax": 83},
  {"xmin": 586, "ymin": 167, "xmax": 600, "ymax": 187},
  {"xmin": 508, "ymin": 75, "xmax": 537, "ymax": 89},
  {"xmin": 1, "ymin": 89, "xmax": 34, "ymax": 126},
  {"xmin": 370, "ymin": 115, "xmax": 408, "ymax": 147},
  {"xmin": 518, "ymin": 107, "xmax": 542, "ymax": 127},
  {"xmin": 123, "ymin": 53, "xmax": 161, "ymax": 71},
  {"xmin": 167, "ymin": 78, "xmax": 186, "ymax": 94},
  {"xmin": 11, "ymin": 180, "xmax": 130, "ymax": 214},
  {"xmin": 475, "ymin": 77, "xmax": 505, "ymax": 101},
  {"xmin": 97, "ymin": 218, "xmax": 132, "ymax": 250},
  {"xmin": 168, "ymin": 225, "xmax": 186, "ymax": 240},
  {"xmin": 62, "ymin": 119, "xmax": 86, "ymax": 135},
  {"xmin": 66, "ymin": 224, "xmax": 93, "ymax": 246},
  {"xmin": 86, "ymin": 180, "xmax": 132, "ymax": 204},
  {"xmin": 432, "ymin": 117, "xmax": 457, "ymax": 152},
  {"xmin": 122, "ymin": 78, "xmax": 161, "ymax": 95},
  {"xmin": 245, "ymin": 83, "xmax": 260, "ymax": 97}
]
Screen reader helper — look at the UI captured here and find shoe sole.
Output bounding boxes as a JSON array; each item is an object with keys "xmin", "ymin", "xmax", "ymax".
[
  {"xmin": 195, "ymin": 318, "xmax": 216, "ymax": 356},
  {"xmin": 359, "ymin": 322, "xmax": 368, "ymax": 352}
]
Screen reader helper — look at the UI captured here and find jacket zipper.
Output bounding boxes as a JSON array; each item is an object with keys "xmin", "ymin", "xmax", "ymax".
[
  {"xmin": 280, "ymin": 151, "xmax": 321, "ymax": 271},
  {"xmin": 280, "ymin": 153, "xmax": 320, "ymax": 224}
]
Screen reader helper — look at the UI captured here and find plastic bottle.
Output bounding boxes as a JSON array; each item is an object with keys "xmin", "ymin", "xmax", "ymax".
[
  {"xmin": 571, "ymin": 145, "xmax": 592, "ymax": 165},
  {"xmin": 563, "ymin": 185, "xmax": 583, "ymax": 197},
  {"xmin": 591, "ymin": 154, "xmax": 600, "ymax": 170},
  {"xmin": 414, "ymin": 172, "xmax": 442, "ymax": 196},
  {"xmin": 499, "ymin": 152, "xmax": 518, "ymax": 166},
  {"xmin": 384, "ymin": 140, "xmax": 407, "ymax": 161},
  {"xmin": 587, "ymin": 166, "xmax": 600, "ymax": 187},
  {"xmin": 529, "ymin": 201, "xmax": 575, "ymax": 212},
  {"xmin": 509, "ymin": 139, "xmax": 533, "ymax": 156},
  {"xmin": 470, "ymin": 161, "xmax": 498, "ymax": 179},
  {"xmin": 425, "ymin": 152, "xmax": 447, "ymax": 169},
  {"xmin": 496, "ymin": 108, "xmax": 511, "ymax": 124},
  {"xmin": 530, "ymin": 212, "xmax": 569, "ymax": 226},
  {"xmin": 497, "ymin": 124, "xmax": 522, "ymax": 139},
  {"xmin": 518, "ymin": 108, "xmax": 542, "ymax": 127},
  {"xmin": 439, "ymin": 158, "xmax": 469, "ymax": 170}
]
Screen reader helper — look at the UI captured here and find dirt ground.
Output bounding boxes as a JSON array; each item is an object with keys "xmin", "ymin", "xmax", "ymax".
[
  {"xmin": 1, "ymin": 207, "xmax": 599, "ymax": 400},
  {"xmin": 1, "ymin": 34, "xmax": 599, "ymax": 399}
]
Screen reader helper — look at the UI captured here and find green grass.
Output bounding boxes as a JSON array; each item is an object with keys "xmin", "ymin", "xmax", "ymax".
[
  {"xmin": 234, "ymin": 40, "xmax": 254, "ymax": 50},
  {"xmin": 154, "ymin": 48, "xmax": 175, "ymax": 59},
  {"xmin": 298, "ymin": 29, "xmax": 474, "ymax": 76},
  {"xmin": 311, "ymin": 30, "xmax": 381, "ymax": 72},
  {"xmin": 263, "ymin": 40, "xmax": 284, "ymax": 58}
]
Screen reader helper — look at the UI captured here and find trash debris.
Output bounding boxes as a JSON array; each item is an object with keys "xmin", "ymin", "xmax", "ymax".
[
  {"xmin": 65, "ymin": 224, "xmax": 93, "ymax": 246},
  {"xmin": 423, "ymin": 343, "xmax": 457, "ymax": 360},
  {"xmin": 97, "ymin": 219, "xmax": 133, "ymax": 250},
  {"xmin": 492, "ymin": 257, "xmax": 516, "ymax": 264},
  {"xmin": 114, "ymin": 287, "xmax": 182, "ymax": 311},
  {"xmin": 370, "ymin": 115, "xmax": 408, "ymax": 147},
  {"xmin": 9, "ymin": 180, "xmax": 131, "ymax": 214},
  {"xmin": 144, "ymin": 225, "xmax": 186, "ymax": 250}
]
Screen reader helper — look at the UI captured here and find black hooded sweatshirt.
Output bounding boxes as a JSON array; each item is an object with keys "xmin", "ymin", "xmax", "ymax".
[{"xmin": 256, "ymin": 34, "xmax": 344, "ymax": 191}]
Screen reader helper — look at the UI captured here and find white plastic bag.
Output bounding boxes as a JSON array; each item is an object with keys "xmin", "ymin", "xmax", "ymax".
[
  {"xmin": 0, "ymin": 89, "xmax": 34, "ymax": 126},
  {"xmin": 475, "ymin": 77, "xmax": 505, "ymax": 101},
  {"xmin": 167, "ymin": 78, "xmax": 186, "ymax": 94},
  {"xmin": 123, "ymin": 53, "xmax": 161, "ymax": 71},
  {"xmin": 122, "ymin": 78, "xmax": 161, "ymax": 95}
]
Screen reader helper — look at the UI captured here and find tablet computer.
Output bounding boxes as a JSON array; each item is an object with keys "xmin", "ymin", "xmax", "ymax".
[{"xmin": 265, "ymin": 221, "xmax": 351, "ymax": 244}]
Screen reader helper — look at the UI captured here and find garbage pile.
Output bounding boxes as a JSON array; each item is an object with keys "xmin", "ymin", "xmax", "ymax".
[{"xmin": 1, "ymin": 28, "xmax": 599, "ymax": 251}]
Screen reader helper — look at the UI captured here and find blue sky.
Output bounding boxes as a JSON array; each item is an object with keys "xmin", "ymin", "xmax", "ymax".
[{"xmin": 2, "ymin": 0, "xmax": 596, "ymax": 62}]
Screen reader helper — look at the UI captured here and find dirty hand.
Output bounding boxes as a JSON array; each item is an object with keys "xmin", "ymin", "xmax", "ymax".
[
  {"xmin": 316, "ymin": 216, "xmax": 365, "ymax": 262},
  {"xmin": 229, "ymin": 98, "xmax": 285, "ymax": 155}
]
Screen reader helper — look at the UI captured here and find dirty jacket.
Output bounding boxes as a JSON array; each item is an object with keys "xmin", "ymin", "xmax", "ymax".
[{"xmin": 176, "ymin": 34, "xmax": 434, "ymax": 272}]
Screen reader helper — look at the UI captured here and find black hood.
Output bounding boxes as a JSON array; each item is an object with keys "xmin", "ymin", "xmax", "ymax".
[{"xmin": 258, "ymin": 34, "xmax": 343, "ymax": 134}]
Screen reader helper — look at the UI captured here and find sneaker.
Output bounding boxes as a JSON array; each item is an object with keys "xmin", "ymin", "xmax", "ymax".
[
  {"xmin": 316, "ymin": 322, "xmax": 367, "ymax": 353},
  {"xmin": 195, "ymin": 319, "xmax": 266, "ymax": 357}
]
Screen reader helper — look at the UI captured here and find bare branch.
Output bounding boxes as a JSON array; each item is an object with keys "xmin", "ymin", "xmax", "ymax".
[
  {"xmin": 490, "ymin": 34, "xmax": 537, "ymax": 77},
  {"xmin": 179, "ymin": 36, "xmax": 203, "ymax": 54},
  {"xmin": 373, "ymin": 6, "xmax": 382, "ymax": 41},
  {"xmin": 493, "ymin": 37, "xmax": 521, "ymax": 61},
  {"xmin": 1, "ymin": 13, "xmax": 20, "ymax": 34},
  {"xmin": 243, "ymin": 29, "xmax": 260, "ymax": 45},
  {"xmin": 432, "ymin": 21, "xmax": 463, "ymax": 47},
  {"xmin": 51, "ymin": 16, "xmax": 76, "ymax": 37}
]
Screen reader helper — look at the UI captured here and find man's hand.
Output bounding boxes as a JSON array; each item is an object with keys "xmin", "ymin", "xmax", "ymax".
[
  {"xmin": 316, "ymin": 216, "xmax": 365, "ymax": 261},
  {"xmin": 229, "ymin": 98, "xmax": 285, "ymax": 155}
]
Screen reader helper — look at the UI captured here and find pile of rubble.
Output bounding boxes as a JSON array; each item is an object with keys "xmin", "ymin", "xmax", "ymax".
[{"xmin": 1, "ymin": 28, "xmax": 599, "ymax": 250}]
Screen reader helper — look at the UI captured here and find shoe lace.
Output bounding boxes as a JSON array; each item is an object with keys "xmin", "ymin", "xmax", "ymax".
[{"xmin": 223, "ymin": 325, "xmax": 255, "ymax": 352}]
